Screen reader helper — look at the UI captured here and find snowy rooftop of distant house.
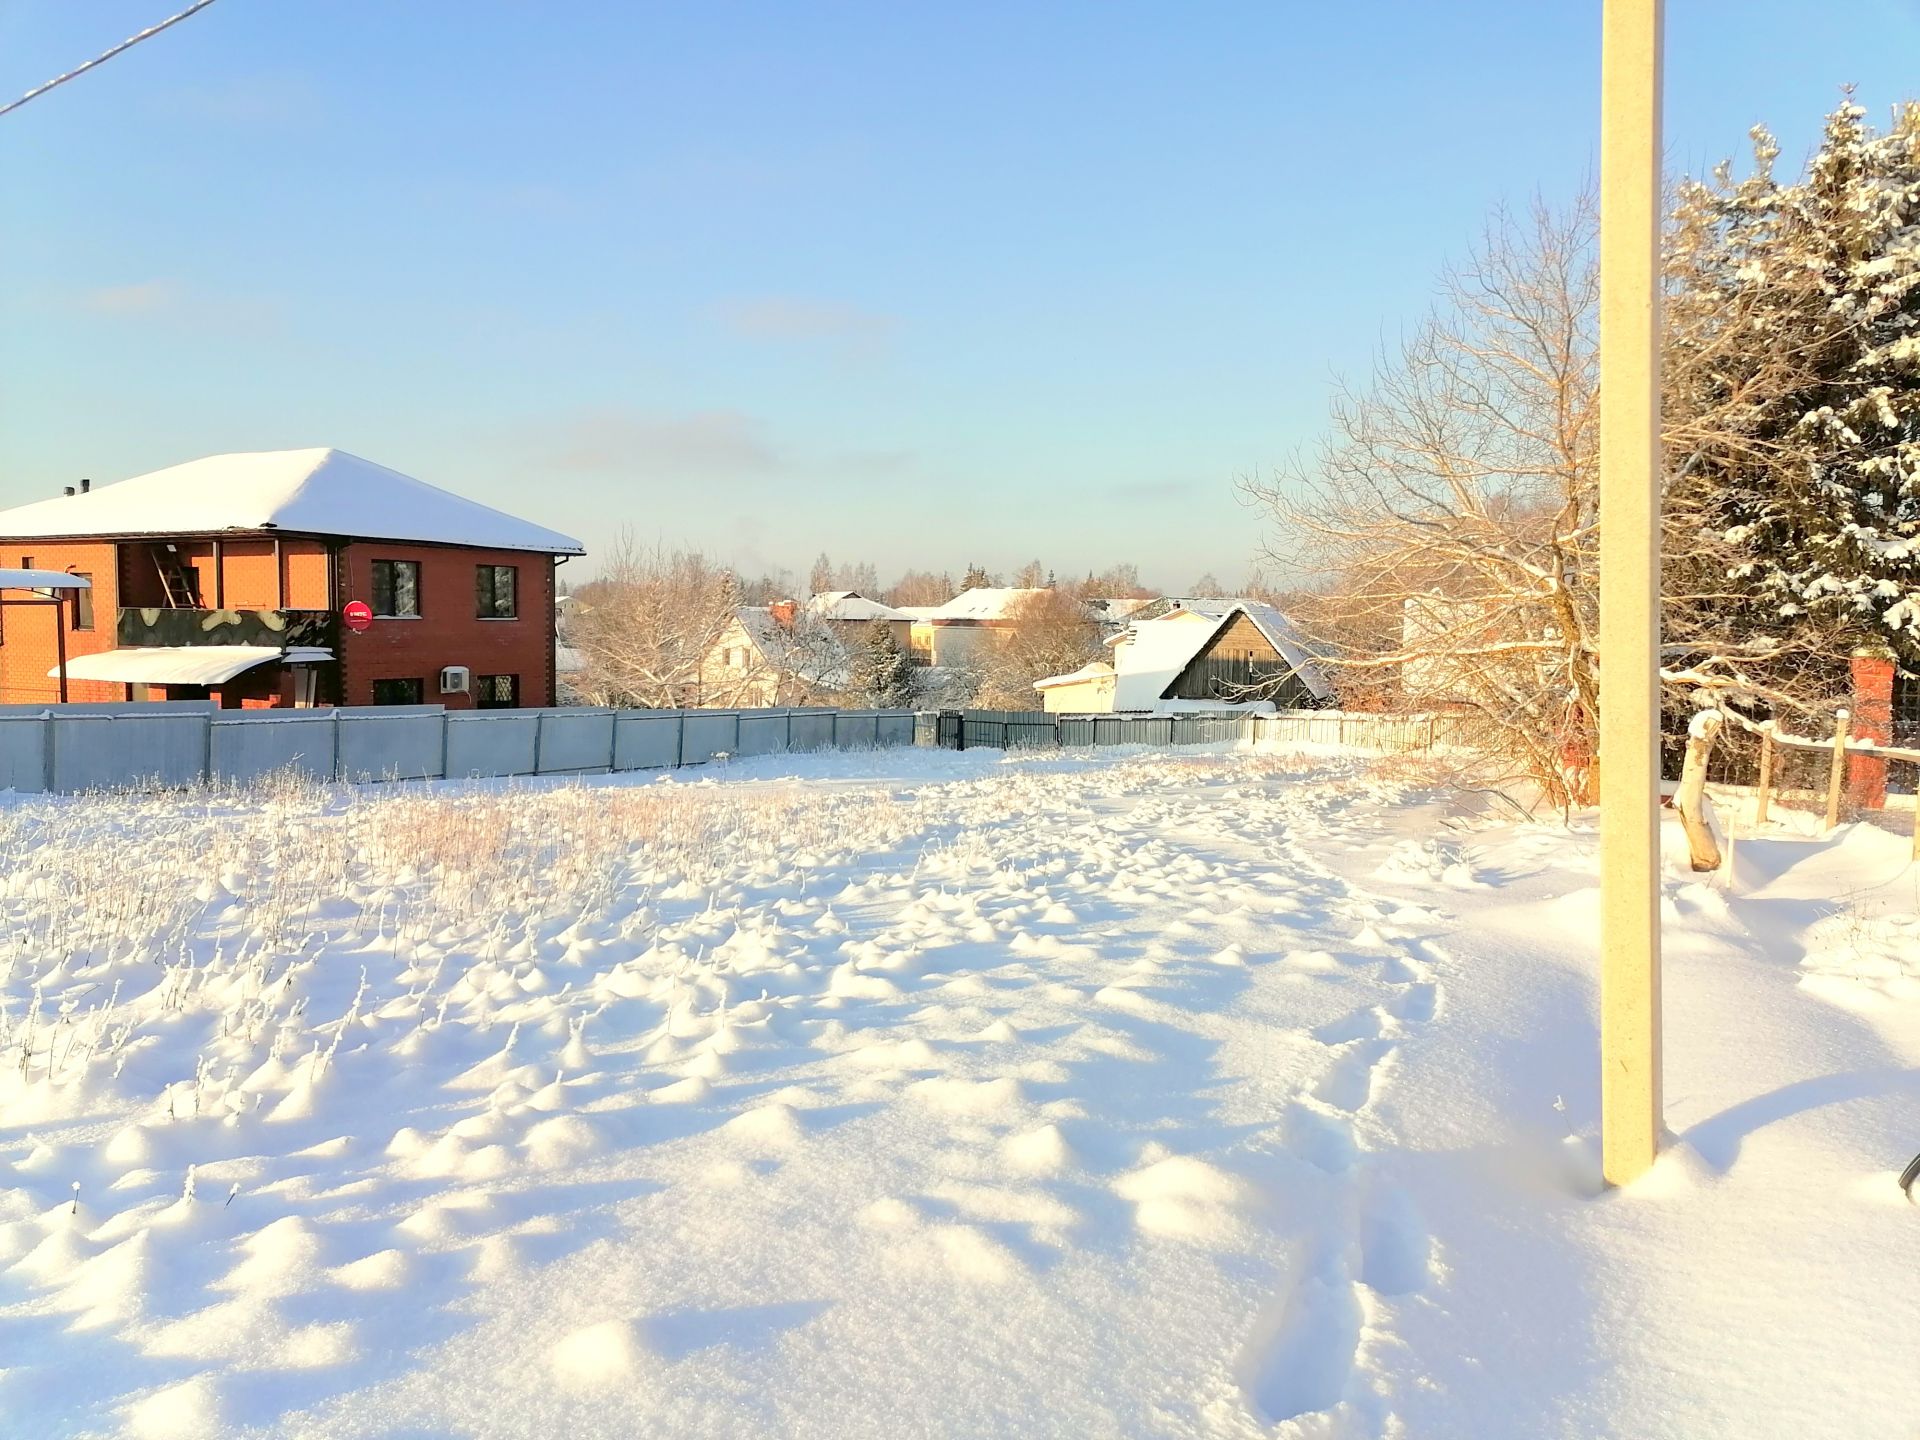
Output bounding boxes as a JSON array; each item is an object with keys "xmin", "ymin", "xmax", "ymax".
[
  {"xmin": 927, "ymin": 587, "xmax": 1051, "ymax": 621},
  {"xmin": 1111, "ymin": 599, "xmax": 1330, "ymax": 710},
  {"xmin": 804, "ymin": 591, "xmax": 909, "ymax": 622},
  {"xmin": 733, "ymin": 606, "xmax": 852, "ymax": 688},
  {"xmin": 1032, "ymin": 660, "xmax": 1116, "ymax": 690},
  {"xmin": 1087, "ymin": 596, "xmax": 1156, "ymax": 622},
  {"xmin": 0, "ymin": 448, "xmax": 585, "ymax": 555}
]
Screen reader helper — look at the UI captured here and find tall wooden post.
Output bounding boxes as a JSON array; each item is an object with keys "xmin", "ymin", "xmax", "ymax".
[
  {"xmin": 1598, "ymin": 0, "xmax": 1665, "ymax": 1187},
  {"xmin": 1754, "ymin": 722, "xmax": 1776, "ymax": 826},
  {"xmin": 1824, "ymin": 709, "xmax": 1851, "ymax": 832}
]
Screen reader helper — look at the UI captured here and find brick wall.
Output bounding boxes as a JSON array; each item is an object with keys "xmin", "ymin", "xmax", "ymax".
[
  {"xmin": 336, "ymin": 541, "xmax": 556, "ymax": 708},
  {"xmin": 0, "ymin": 540, "xmax": 121, "ymax": 703},
  {"xmin": 3, "ymin": 535, "xmax": 559, "ymax": 709}
]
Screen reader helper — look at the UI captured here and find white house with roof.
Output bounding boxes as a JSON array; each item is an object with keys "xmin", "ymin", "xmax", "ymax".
[
  {"xmin": 698, "ymin": 591, "xmax": 912, "ymax": 708},
  {"xmin": 918, "ymin": 587, "xmax": 1051, "ymax": 670},
  {"xmin": 1033, "ymin": 598, "xmax": 1330, "ymax": 714}
]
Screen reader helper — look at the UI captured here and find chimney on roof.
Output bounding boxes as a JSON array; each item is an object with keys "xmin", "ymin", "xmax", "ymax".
[
  {"xmin": 79, "ymin": 478, "xmax": 90, "ymax": 493},
  {"xmin": 63, "ymin": 486, "xmax": 75, "ymax": 497},
  {"xmin": 769, "ymin": 599, "xmax": 797, "ymax": 627}
]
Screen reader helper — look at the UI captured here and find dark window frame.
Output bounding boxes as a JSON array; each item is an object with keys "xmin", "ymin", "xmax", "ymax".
[
  {"xmin": 69, "ymin": 574, "xmax": 94, "ymax": 632},
  {"xmin": 370, "ymin": 559, "xmax": 422, "ymax": 618},
  {"xmin": 476, "ymin": 673, "xmax": 519, "ymax": 709},
  {"xmin": 475, "ymin": 564, "xmax": 518, "ymax": 620},
  {"xmin": 371, "ymin": 677, "xmax": 425, "ymax": 706}
]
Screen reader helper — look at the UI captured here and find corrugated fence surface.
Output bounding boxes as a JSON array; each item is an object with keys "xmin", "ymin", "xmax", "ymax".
[
  {"xmin": 921, "ymin": 708, "xmax": 1458, "ymax": 754},
  {"xmin": 0, "ymin": 702, "xmax": 917, "ymax": 794}
]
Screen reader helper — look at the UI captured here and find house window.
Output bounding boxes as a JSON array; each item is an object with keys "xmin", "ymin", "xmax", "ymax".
[
  {"xmin": 371, "ymin": 560, "xmax": 421, "ymax": 617},
  {"xmin": 69, "ymin": 574, "xmax": 94, "ymax": 631},
  {"xmin": 475, "ymin": 565, "xmax": 517, "ymax": 619},
  {"xmin": 477, "ymin": 673, "xmax": 518, "ymax": 708},
  {"xmin": 371, "ymin": 677, "xmax": 424, "ymax": 705}
]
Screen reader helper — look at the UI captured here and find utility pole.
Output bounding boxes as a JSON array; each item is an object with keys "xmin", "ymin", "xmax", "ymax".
[{"xmin": 1598, "ymin": 0, "xmax": 1665, "ymax": 1186}]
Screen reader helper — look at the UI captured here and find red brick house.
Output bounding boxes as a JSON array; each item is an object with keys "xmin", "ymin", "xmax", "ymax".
[{"xmin": 0, "ymin": 448, "xmax": 584, "ymax": 709}]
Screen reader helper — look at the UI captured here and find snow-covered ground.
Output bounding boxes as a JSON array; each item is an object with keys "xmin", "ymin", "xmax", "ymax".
[{"xmin": 3, "ymin": 748, "xmax": 1918, "ymax": 1438}]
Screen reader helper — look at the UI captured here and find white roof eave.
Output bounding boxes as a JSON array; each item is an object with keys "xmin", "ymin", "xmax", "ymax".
[{"xmin": 49, "ymin": 645, "xmax": 332, "ymax": 686}]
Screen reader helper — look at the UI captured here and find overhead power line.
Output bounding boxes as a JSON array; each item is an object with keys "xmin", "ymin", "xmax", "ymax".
[{"xmin": 0, "ymin": 0, "xmax": 223, "ymax": 120}]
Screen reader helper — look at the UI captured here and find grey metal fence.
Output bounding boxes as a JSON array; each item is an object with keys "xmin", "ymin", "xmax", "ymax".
[
  {"xmin": 925, "ymin": 707, "xmax": 1455, "ymax": 755},
  {"xmin": 0, "ymin": 702, "xmax": 918, "ymax": 795}
]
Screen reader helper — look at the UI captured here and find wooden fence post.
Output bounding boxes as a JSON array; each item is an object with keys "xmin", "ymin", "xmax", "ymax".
[
  {"xmin": 1824, "ymin": 708, "xmax": 1851, "ymax": 832},
  {"xmin": 1754, "ymin": 722, "xmax": 1775, "ymax": 826}
]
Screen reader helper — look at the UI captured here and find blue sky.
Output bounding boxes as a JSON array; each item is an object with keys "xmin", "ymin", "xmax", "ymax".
[{"xmin": 2, "ymin": 2, "xmax": 1916, "ymax": 588}]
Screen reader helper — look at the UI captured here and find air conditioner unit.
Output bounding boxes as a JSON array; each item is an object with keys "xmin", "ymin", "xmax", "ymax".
[{"xmin": 439, "ymin": 665, "xmax": 470, "ymax": 694}]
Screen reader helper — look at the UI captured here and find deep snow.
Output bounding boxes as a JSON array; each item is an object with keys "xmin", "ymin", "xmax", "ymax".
[{"xmin": 2, "ymin": 747, "xmax": 1917, "ymax": 1438}]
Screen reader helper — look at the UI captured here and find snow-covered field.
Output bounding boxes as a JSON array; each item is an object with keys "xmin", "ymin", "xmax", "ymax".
[{"xmin": 3, "ymin": 747, "xmax": 1919, "ymax": 1438}]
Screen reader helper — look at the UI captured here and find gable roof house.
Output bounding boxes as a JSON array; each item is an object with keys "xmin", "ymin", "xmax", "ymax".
[
  {"xmin": 698, "ymin": 599, "xmax": 854, "ymax": 708},
  {"xmin": 1033, "ymin": 598, "xmax": 1330, "ymax": 714},
  {"xmin": 918, "ymin": 587, "xmax": 1051, "ymax": 670},
  {"xmin": 0, "ymin": 448, "xmax": 583, "ymax": 709}
]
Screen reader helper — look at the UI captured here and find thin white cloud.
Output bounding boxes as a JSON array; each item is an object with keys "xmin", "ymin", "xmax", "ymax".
[
  {"xmin": 529, "ymin": 407, "xmax": 782, "ymax": 478},
  {"xmin": 716, "ymin": 297, "xmax": 898, "ymax": 358},
  {"xmin": 70, "ymin": 280, "xmax": 283, "ymax": 337},
  {"xmin": 79, "ymin": 280, "xmax": 184, "ymax": 316}
]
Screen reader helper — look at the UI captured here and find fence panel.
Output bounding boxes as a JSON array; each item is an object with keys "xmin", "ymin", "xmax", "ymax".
[
  {"xmin": 613, "ymin": 710, "xmax": 684, "ymax": 771},
  {"xmin": 52, "ymin": 711, "xmax": 211, "ymax": 791},
  {"xmin": 446, "ymin": 712, "xmax": 539, "ymax": 779},
  {"xmin": 1, "ymin": 701, "xmax": 929, "ymax": 794},
  {"xmin": 680, "ymin": 710, "xmax": 740, "ymax": 765},
  {"xmin": 735, "ymin": 711, "xmax": 791, "ymax": 759},
  {"xmin": 1055, "ymin": 716, "xmax": 1090, "ymax": 747},
  {"xmin": 0, "ymin": 718, "xmax": 48, "ymax": 792},
  {"xmin": 788, "ymin": 711, "xmax": 835, "ymax": 753},
  {"xmin": 211, "ymin": 713, "xmax": 338, "ymax": 784},
  {"xmin": 337, "ymin": 708, "xmax": 446, "ymax": 782},
  {"xmin": 833, "ymin": 711, "xmax": 883, "ymax": 749},
  {"xmin": 532, "ymin": 708, "xmax": 616, "ymax": 773}
]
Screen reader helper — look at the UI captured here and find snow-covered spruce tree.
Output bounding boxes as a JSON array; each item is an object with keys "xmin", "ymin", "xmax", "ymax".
[
  {"xmin": 853, "ymin": 622, "xmax": 916, "ymax": 709},
  {"xmin": 1668, "ymin": 99, "xmax": 1920, "ymax": 661}
]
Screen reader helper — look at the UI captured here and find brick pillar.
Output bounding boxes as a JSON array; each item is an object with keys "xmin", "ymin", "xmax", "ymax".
[{"xmin": 1849, "ymin": 647, "xmax": 1896, "ymax": 811}]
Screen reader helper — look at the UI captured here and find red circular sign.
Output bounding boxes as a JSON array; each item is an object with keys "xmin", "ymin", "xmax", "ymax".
[{"xmin": 342, "ymin": 600, "xmax": 374, "ymax": 633}]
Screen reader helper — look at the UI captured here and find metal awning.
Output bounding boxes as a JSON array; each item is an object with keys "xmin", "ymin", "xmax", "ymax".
[
  {"xmin": 0, "ymin": 568, "xmax": 91, "ymax": 591},
  {"xmin": 48, "ymin": 646, "xmax": 332, "ymax": 686}
]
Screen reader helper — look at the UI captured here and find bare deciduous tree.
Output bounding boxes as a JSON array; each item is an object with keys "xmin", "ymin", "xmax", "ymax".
[
  {"xmin": 1247, "ymin": 200, "xmax": 1603, "ymax": 807},
  {"xmin": 974, "ymin": 589, "xmax": 1106, "ymax": 709},
  {"xmin": 1251, "ymin": 190, "xmax": 1859, "ymax": 811},
  {"xmin": 566, "ymin": 535, "xmax": 741, "ymax": 708}
]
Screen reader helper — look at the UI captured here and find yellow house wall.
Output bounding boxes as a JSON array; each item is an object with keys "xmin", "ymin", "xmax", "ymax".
[{"xmin": 1039, "ymin": 674, "xmax": 1115, "ymax": 713}]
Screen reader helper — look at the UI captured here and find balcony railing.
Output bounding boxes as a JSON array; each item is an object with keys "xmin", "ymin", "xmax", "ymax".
[{"xmin": 116, "ymin": 607, "xmax": 337, "ymax": 649}]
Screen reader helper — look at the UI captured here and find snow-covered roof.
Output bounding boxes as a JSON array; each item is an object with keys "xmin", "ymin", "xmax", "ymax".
[
  {"xmin": 927, "ymin": 587, "xmax": 1050, "ymax": 622},
  {"xmin": 0, "ymin": 448, "xmax": 585, "ymax": 555},
  {"xmin": 51, "ymin": 646, "xmax": 332, "ymax": 686},
  {"xmin": 1087, "ymin": 596, "xmax": 1155, "ymax": 622},
  {"xmin": 1032, "ymin": 661, "xmax": 1116, "ymax": 691},
  {"xmin": 804, "ymin": 591, "xmax": 909, "ymax": 622},
  {"xmin": 0, "ymin": 568, "xmax": 91, "ymax": 591},
  {"xmin": 894, "ymin": 605, "xmax": 941, "ymax": 621},
  {"xmin": 1111, "ymin": 600, "xmax": 1331, "ymax": 710},
  {"xmin": 732, "ymin": 607, "xmax": 852, "ymax": 689}
]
